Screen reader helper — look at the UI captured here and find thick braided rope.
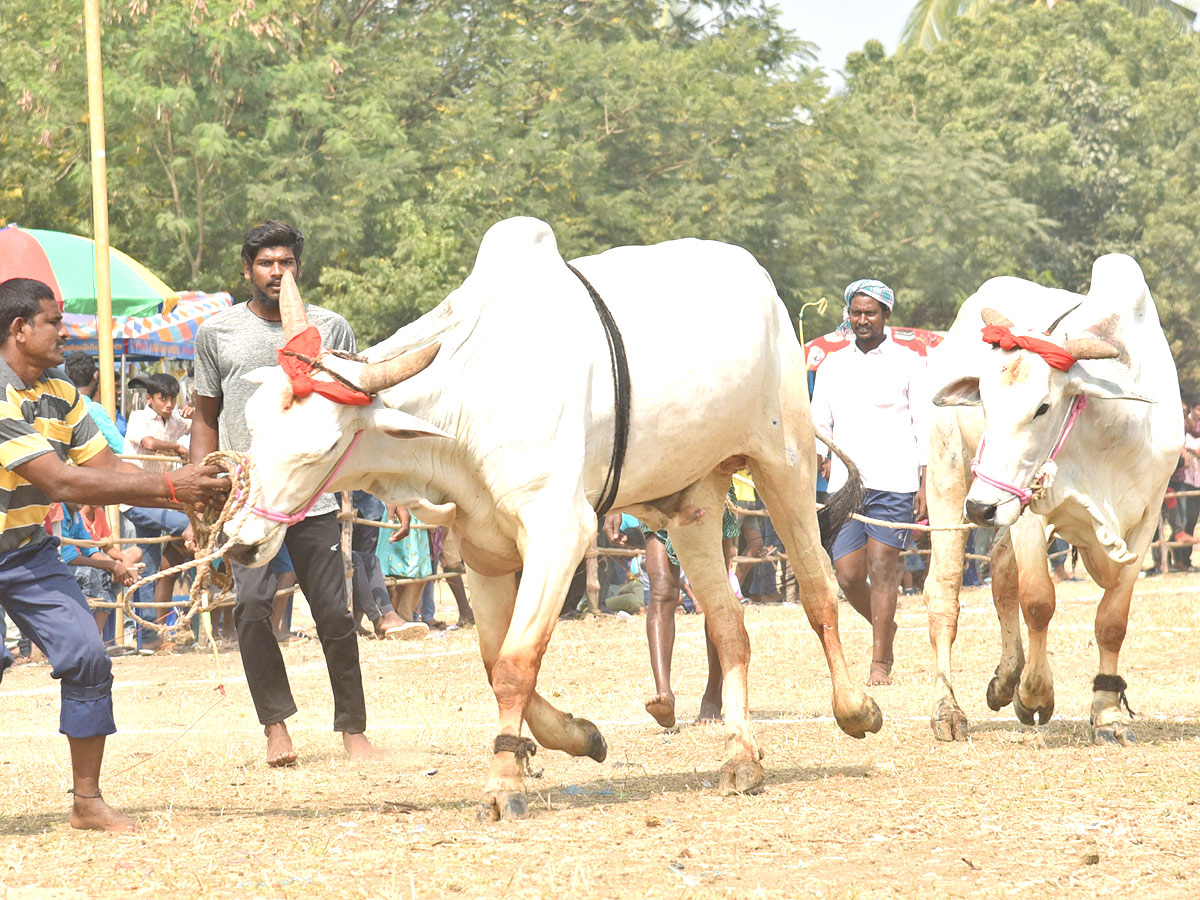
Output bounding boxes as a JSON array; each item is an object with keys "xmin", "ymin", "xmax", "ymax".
[{"xmin": 120, "ymin": 451, "xmax": 280, "ymax": 637}]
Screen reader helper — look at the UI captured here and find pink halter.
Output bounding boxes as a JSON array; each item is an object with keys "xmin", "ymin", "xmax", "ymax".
[
  {"xmin": 247, "ymin": 431, "xmax": 364, "ymax": 526},
  {"xmin": 970, "ymin": 394, "xmax": 1088, "ymax": 507}
]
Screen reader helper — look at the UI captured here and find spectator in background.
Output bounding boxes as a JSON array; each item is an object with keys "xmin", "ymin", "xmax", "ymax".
[
  {"xmin": 52, "ymin": 501, "xmax": 140, "ymax": 637},
  {"xmin": 737, "ymin": 497, "xmax": 781, "ymax": 604},
  {"xmin": 437, "ymin": 527, "xmax": 474, "ymax": 627},
  {"xmin": 1170, "ymin": 399, "xmax": 1200, "ymax": 572},
  {"xmin": 350, "ymin": 491, "xmax": 425, "ymax": 640},
  {"xmin": 122, "ymin": 373, "xmax": 193, "ymax": 650},
  {"xmin": 380, "ymin": 505, "xmax": 433, "ymax": 632},
  {"xmin": 63, "ymin": 352, "xmax": 124, "ymax": 453}
]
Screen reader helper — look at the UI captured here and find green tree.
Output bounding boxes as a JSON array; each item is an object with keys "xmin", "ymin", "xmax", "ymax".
[
  {"xmin": 854, "ymin": 1, "xmax": 1200, "ymax": 375},
  {"xmin": 902, "ymin": 0, "xmax": 1196, "ymax": 51}
]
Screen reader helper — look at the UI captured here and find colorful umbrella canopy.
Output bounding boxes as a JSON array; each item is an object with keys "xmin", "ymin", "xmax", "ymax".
[
  {"xmin": 805, "ymin": 326, "xmax": 945, "ymax": 372},
  {"xmin": 0, "ymin": 224, "xmax": 177, "ymax": 317},
  {"xmin": 63, "ymin": 291, "xmax": 233, "ymax": 360}
]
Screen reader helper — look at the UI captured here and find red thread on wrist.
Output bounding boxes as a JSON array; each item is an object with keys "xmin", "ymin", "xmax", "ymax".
[{"xmin": 164, "ymin": 473, "xmax": 180, "ymax": 505}]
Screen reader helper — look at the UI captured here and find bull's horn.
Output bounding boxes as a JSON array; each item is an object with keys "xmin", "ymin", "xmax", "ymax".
[
  {"xmin": 279, "ymin": 270, "xmax": 309, "ymax": 340},
  {"xmin": 980, "ymin": 307, "xmax": 1014, "ymax": 328},
  {"xmin": 358, "ymin": 342, "xmax": 441, "ymax": 394},
  {"xmin": 1063, "ymin": 337, "xmax": 1120, "ymax": 361},
  {"xmin": 1044, "ymin": 302, "xmax": 1082, "ymax": 335}
]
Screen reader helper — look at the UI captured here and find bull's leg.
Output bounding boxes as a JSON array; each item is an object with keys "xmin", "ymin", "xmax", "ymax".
[
  {"xmin": 985, "ymin": 529, "xmax": 1025, "ymax": 712},
  {"xmin": 476, "ymin": 508, "xmax": 597, "ymax": 821},
  {"xmin": 1090, "ymin": 519, "xmax": 1154, "ymax": 747},
  {"xmin": 667, "ymin": 475, "xmax": 763, "ymax": 796},
  {"xmin": 469, "ymin": 570, "xmax": 608, "ymax": 781},
  {"xmin": 748, "ymin": 460, "xmax": 882, "ymax": 740},
  {"xmin": 925, "ymin": 437, "xmax": 971, "ymax": 742},
  {"xmin": 1011, "ymin": 517, "xmax": 1055, "ymax": 726}
]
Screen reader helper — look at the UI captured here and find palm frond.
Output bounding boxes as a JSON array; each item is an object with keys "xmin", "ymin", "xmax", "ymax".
[{"xmin": 900, "ymin": 0, "xmax": 969, "ymax": 51}]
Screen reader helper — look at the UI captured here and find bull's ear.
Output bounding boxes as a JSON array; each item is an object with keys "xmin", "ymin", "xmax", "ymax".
[
  {"xmin": 369, "ymin": 407, "xmax": 453, "ymax": 440},
  {"xmin": 932, "ymin": 376, "xmax": 981, "ymax": 407},
  {"xmin": 242, "ymin": 366, "xmax": 277, "ymax": 385},
  {"xmin": 1072, "ymin": 375, "xmax": 1152, "ymax": 404}
]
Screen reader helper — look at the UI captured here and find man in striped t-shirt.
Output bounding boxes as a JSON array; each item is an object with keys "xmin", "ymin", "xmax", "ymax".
[{"xmin": 0, "ymin": 278, "xmax": 229, "ymax": 832}]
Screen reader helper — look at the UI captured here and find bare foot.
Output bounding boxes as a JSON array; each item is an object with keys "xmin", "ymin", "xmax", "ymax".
[
  {"xmin": 867, "ymin": 660, "xmax": 893, "ymax": 686},
  {"xmin": 645, "ymin": 692, "xmax": 676, "ymax": 728},
  {"xmin": 70, "ymin": 795, "xmax": 139, "ymax": 832},
  {"xmin": 342, "ymin": 732, "xmax": 377, "ymax": 760},
  {"xmin": 696, "ymin": 697, "xmax": 724, "ymax": 724},
  {"xmin": 265, "ymin": 722, "xmax": 298, "ymax": 767}
]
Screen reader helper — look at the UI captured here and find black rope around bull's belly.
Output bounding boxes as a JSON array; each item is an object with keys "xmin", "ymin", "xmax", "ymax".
[{"xmin": 566, "ymin": 262, "xmax": 630, "ymax": 517}]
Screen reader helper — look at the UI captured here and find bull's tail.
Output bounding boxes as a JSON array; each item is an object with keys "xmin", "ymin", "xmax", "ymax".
[{"xmin": 816, "ymin": 434, "xmax": 863, "ymax": 555}]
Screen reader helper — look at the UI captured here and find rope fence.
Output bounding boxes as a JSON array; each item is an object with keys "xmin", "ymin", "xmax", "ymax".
[{"xmin": 55, "ymin": 451, "xmax": 1200, "ymax": 642}]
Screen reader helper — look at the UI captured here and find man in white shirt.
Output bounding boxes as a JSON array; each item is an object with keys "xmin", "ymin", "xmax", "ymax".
[
  {"xmin": 121, "ymin": 372, "xmax": 193, "ymax": 648},
  {"xmin": 811, "ymin": 279, "xmax": 926, "ymax": 686}
]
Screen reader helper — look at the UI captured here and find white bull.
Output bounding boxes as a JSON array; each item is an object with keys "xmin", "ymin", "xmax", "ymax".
[
  {"xmin": 923, "ymin": 254, "xmax": 1182, "ymax": 745},
  {"xmin": 223, "ymin": 217, "xmax": 882, "ymax": 819}
]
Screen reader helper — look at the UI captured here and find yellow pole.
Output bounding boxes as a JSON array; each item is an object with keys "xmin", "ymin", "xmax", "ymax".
[
  {"xmin": 84, "ymin": 0, "xmax": 123, "ymax": 645},
  {"xmin": 83, "ymin": 0, "xmax": 115, "ymax": 413}
]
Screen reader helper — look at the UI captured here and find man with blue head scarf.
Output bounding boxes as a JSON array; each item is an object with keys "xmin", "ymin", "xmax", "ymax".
[{"xmin": 811, "ymin": 278, "xmax": 926, "ymax": 686}]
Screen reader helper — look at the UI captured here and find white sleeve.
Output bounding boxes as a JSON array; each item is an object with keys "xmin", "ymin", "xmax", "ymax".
[
  {"xmin": 124, "ymin": 409, "xmax": 149, "ymax": 448},
  {"xmin": 810, "ymin": 362, "xmax": 835, "ymax": 456},
  {"xmin": 908, "ymin": 355, "xmax": 929, "ymax": 467}
]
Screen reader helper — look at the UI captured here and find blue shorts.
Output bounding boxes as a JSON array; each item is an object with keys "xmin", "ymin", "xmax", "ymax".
[
  {"xmin": 831, "ymin": 489, "xmax": 916, "ymax": 561},
  {"xmin": 0, "ymin": 539, "xmax": 116, "ymax": 738}
]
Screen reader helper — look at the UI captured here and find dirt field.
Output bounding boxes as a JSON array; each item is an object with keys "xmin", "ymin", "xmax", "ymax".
[{"xmin": 3, "ymin": 571, "xmax": 1200, "ymax": 900}]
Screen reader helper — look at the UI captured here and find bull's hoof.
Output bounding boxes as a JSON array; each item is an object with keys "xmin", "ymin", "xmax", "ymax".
[
  {"xmin": 578, "ymin": 718, "xmax": 608, "ymax": 763},
  {"xmin": 836, "ymin": 697, "xmax": 884, "ymax": 739},
  {"xmin": 930, "ymin": 698, "xmax": 970, "ymax": 742},
  {"xmin": 719, "ymin": 758, "xmax": 765, "ymax": 796},
  {"xmin": 1093, "ymin": 722, "xmax": 1137, "ymax": 747},
  {"xmin": 986, "ymin": 676, "xmax": 1015, "ymax": 711},
  {"xmin": 477, "ymin": 791, "xmax": 529, "ymax": 822},
  {"xmin": 1013, "ymin": 694, "xmax": 1054, "ymax": 726}
]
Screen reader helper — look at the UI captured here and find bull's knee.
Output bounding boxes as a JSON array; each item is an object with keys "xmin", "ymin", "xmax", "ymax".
[
  {"xmin": 1023, "ymin": 595, "xmax": 1055, "ymax": 631},
  {"xmin": 491, "ymin": 656, "xmax": 537, "ymax": 708}
]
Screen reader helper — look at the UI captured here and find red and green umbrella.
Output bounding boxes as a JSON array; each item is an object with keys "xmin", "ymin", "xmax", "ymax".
[{"xmin": 0, "ymin": 224, "xmax": 178, "ymax": 317}]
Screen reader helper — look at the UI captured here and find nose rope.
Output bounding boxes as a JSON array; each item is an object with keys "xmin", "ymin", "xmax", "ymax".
[
  {"xmin": 969, "ymin": 394, "xmax": 1089, "ymax": 508},
  {"xmin": 243, "ymin": 431, "xmax": 363, "ymax": 525},
  {"xmin": 116, "ymin": 449, "xmax": 274, "ymax": 638}
]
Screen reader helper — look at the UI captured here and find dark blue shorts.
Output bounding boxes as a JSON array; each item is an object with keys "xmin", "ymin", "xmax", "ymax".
[
  {"xmin": 831, "ymin": 489, "xmax": 916, "ymax": 562},
  {"xmin": 0, "ymin": 538, "xmax": 116, "ymax": 738}
]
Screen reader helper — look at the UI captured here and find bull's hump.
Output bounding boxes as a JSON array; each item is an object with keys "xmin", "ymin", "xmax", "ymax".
[{"xmin": 473, "ymin": 217, "xmax": 560, "ymax": 278}]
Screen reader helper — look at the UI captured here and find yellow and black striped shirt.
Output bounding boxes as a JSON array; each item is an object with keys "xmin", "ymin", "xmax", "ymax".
[{"xmin": 0, "ymin": 357, "xmax": 106, "ymax": 555}]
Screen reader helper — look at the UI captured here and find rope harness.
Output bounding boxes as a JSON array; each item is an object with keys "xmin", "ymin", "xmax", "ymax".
[
  {"xmin": 566, "ymin": 263, "xmax": 630, "ymax": 517},
  {"xmin": 970, "ymin": 394, "xmax": 1088, "ymax": 507}
]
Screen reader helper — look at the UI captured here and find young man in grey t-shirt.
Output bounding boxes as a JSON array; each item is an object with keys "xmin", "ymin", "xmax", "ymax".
[{"xmin": 191, "ymin": 221, "xmax": 377, "ymax": 766}]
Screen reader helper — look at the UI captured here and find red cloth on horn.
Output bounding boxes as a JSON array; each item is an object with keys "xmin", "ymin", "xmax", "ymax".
[
  {"xmin": 277, "ymin": 325, "xmax": 372, "ymax": 406},
  {"xmin": 980, "ymin": 324, "xmax": 1077, "ymax": 372}
]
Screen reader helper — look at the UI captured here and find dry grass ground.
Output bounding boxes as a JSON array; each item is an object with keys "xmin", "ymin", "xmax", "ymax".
[{"xmin": 3, "ymin": 571, "xmax": 1200, "ymax": 900}]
